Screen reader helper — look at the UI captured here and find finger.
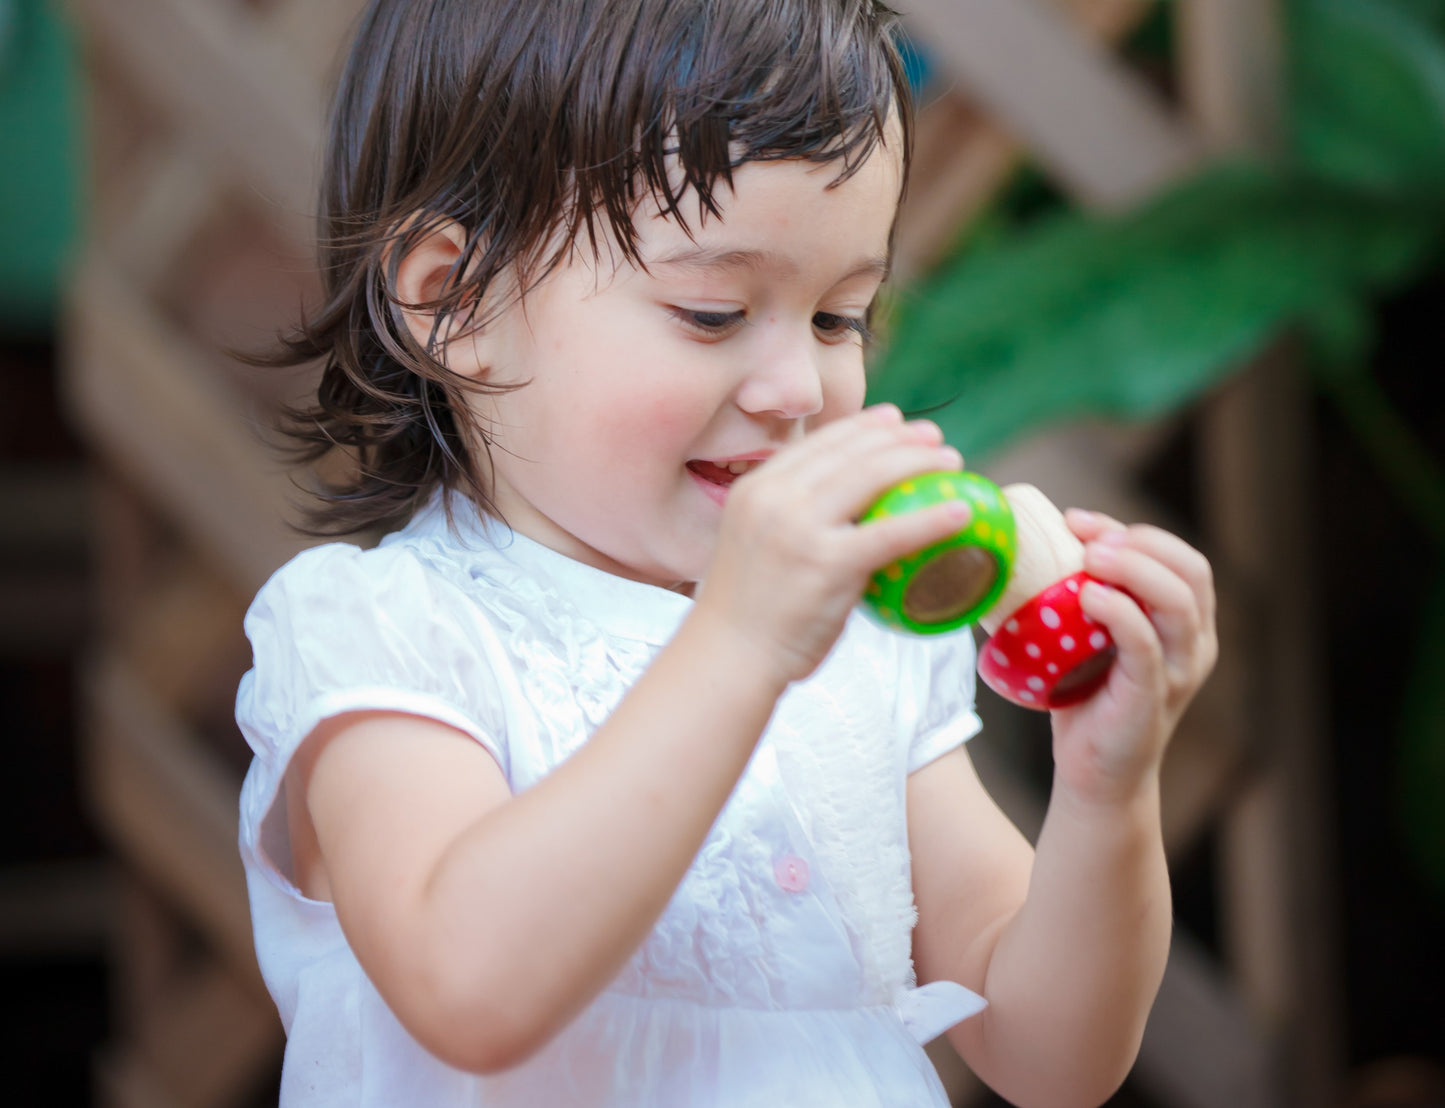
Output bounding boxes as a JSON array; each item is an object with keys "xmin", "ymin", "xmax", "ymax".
[
  {"xmin": 751, "ymin": 405, "xmax": 909, "ymax": 481},
  {"xmin": 1077, "ymin": 579, "xmax": 1164, "ymax": 696},
  {"xmin": 851, "ymin": 499, "xmax": 973, "ymax": 570},
  {"xmin": 1112, "ymin": 525, "xmax": 1215, "ymax": 625},
  {"xmin": 1065, "ymin": 508, "xmax": 1127, "ymax": 543},
  {"xmin": 1082, "ymin": 540, "xmax": 1201, "ymax": 661},
  {"xmin": 1075, "ymin": 521, "xmax": 1215, "ymax": 626},
  {"xmin": 772, "ymin": 403, "xmax": 913, "ymax": 464},
  {"xmin": 773, "ymin": 432, "xmax": 962, "ymax": 521}
]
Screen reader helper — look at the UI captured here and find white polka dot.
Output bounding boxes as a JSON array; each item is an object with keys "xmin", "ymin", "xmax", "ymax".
[
  {"xmin": 1005, "ymin": 619, "xmax": 1020, "ymax": 634},
  {"xmin": 1047, "ymin": 663, "xmax": 1059, "ymax": 675},
  {"xmin": 1040, "ymin": 606, "xmax": 1061, "ymax": 629},
  {"xmin": 1060, "ymin": 635, "xmax": 1076, "ymax": 651},
  {"xmin": 1019, "ymin": 690, "xmax": 1036, "ymax": 702},
  {"xmin": 1025, "ymin": 642, "xmax": 1042, "ymax": 659},
  {"xmin": 1066, "ymin": 579, "xmax": 1080, "ymax": 593},
  {"xmin": 1090, "ymin": 631, "xmax": 1108, "ymax": 650},
  {"xmin": 1027, "ymin": 677, "xmax": 1045, "ymax": 691},
  {"xmin": 990, "ymin": 648, "xmax": 1010, "ymax": 667}
]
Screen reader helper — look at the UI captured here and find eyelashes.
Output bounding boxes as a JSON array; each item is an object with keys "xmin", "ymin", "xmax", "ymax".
[
  {"xmin": 676, "ymin": 308, "xmax": 746, "ymax": 336},
  {"xmin": 671, "ymin": 308, "xmax": 874, "ymax": 345},
  {"xmin": 813, "ymin": 311, "xmax": 875, "ymax": 345}
]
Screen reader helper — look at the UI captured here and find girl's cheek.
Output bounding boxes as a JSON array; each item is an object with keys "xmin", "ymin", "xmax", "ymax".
[
  {"xmin": 822, "ymin": 361, "xmax": 868, "ymax": 420},
  {"xmin": 597, "ymin": 391, "xmax": 708, "ymax": 448}
]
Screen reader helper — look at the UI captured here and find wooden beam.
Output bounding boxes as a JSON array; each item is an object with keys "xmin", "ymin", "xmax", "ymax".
[
  {"xmin": 95, "ymin": 960, "xmax": 281, "ymax": 1108},
  {"xmin": 80, "ymin": 651, "xmax": 259, "ymax": 982},
  {"xmin": 68, "ymin": 0, "xmax": 326, "ymax": 245},
  {"xmin": 105, "ymin": 148, "xmax": 221, "ymax": 296},
  {"xmin": 894, "ymin": 97, "xmax": 1017, "ymax": 280},
  {"xmin": 1176, "ymin": 2, "xmax": 1345, "ymax": 1102},
  {"xmin": 264, "ymin": 0, "xmax": 368, "ymax": 80},
  {"xmin": 902, "ymin": 0, "xmax": 1201, "ymax": 207},
  {"xmin": 1199, "ymin": 352, "xmax": 1346, "ymax": 1108},
  {"xmin": 1176, "ymin": 0, "xmax": 1287, "ymax": 153},
  {"xmin": 63, "ymin": 252, "xmax": 309, "ymax": 596},
  {"xmin": 119, "ymin": 556, "xmax": 252, "ymax": 722},
  {"xmin": 1135, "ymin": 929, "xmax": 1276, "ymax": 1108},
  {"xmin": 895, "ymin": 0, "xmax": 1170, "ymax": 275}
]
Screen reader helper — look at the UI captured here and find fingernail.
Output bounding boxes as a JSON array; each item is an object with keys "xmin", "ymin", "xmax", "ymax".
[
  {"xmin": 868, "ymin": 403, "xmax": 901, "ymax": 422},
  {"xmin": 1099, "ymin": 529, "xmax": 1128, "ymax": 546},
  {"xmin": 941, "ymin": 446, "xmax": 963, "ymax": 468},
  {"xmin": 1088, "ymin": 542, "xmax": 1115, "ymax": 565},
  {"xmin": 946, "ymin": 500, "xmax": 971, "ymax": 521}
]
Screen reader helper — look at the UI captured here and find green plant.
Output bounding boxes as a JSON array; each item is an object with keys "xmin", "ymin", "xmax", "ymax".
[{"xmin": 872, "ymin": 0, "xmax": 1445, "ymax": 898}]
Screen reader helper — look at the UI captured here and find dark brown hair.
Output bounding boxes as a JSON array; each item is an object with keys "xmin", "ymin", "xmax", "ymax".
[{"xmin": 269, "ymin": 0, "xmax": 915, "ymax": 535}]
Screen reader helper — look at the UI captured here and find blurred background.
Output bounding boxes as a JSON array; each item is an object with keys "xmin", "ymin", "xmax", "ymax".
[{"xmin": 1, "ymin": 0, "xmax": 1444, "ymax": 1104}]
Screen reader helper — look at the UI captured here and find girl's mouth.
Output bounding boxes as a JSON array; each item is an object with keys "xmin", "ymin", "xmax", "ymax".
[{"xmin": 686, "ymin": 458, "xmax": 763, "ymax": 504}]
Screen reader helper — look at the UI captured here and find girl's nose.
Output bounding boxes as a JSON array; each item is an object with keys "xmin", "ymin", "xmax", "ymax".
[{"xmin": 735, "ymin": 345, "xmax": 825, "ymax": 420}]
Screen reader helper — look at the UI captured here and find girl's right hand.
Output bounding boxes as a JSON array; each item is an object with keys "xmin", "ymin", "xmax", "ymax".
[{"xmin": 694, "ymin": 404, "xmax": 969, "ymax": 685}]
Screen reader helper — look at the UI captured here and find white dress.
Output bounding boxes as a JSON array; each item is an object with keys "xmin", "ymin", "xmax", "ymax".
[{"xmin": 236, "ymin": 494, "xmax": 987, "ymax": 1107}]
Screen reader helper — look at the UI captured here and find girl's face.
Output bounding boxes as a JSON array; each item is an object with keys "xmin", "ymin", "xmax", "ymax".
[{"xmin": 457, "ymin": 143, "xmax": 904, "ymax": 590}]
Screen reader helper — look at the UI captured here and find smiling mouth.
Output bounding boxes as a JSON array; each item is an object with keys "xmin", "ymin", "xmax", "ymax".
[{"xmin": 686, "ymin": 458, "xmax": 763, "ymax": 487}]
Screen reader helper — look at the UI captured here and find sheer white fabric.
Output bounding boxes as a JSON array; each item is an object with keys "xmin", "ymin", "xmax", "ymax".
[{"xmin": 237, "ymin": 494, "xmax": 985, "ymax": 1106}]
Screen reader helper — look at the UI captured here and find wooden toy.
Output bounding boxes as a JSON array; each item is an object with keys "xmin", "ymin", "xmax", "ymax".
[
  {"xmin": 973, "ymin": 485, "xmax": 1116, "ymax": 709},
  {"xmin": 862, "ymin": 477, "xmax": 1117, "ymax": 710},
  {"xmin": 859, "ymin": 471, "xmax": 1016, "ymax": 634}
]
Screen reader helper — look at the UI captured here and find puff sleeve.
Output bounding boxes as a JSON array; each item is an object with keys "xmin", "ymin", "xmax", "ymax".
[
  {"xmin": 236, "ymin": 542, "xmax": 512, "ymax": 891},
  {"xmin": 901, "ymin": 630, "xmax": 983, "ymax": 775}
]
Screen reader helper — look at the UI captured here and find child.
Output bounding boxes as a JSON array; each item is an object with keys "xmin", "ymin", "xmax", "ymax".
[{"xmin": 236, "ymin": 0, "xmax": 1218, "ymax": 1104}]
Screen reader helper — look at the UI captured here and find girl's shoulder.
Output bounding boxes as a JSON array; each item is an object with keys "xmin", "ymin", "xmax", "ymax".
[
  {"xmin": 246, "ymin": 537, "xmax": 472, "ymax": 633},
  {"xmin": 246, "ymin": 496, "xmax": 517, "ymax": 630},
  {"xmin": 237, "ymin": 532, "xmax": 519, "ymax": 782}
]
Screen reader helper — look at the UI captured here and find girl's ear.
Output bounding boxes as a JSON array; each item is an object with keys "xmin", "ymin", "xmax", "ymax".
[{"xmin": 392, "ymin": 218, "xmax": 490, "ymax": 380}]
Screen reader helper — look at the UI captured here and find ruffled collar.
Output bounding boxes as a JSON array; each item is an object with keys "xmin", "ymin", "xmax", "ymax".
[{"xmin": 394, "ymin": 492, "xmax": 694, "ymax": 647}]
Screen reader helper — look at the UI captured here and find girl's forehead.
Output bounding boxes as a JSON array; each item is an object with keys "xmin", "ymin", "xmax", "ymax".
[{"xmin": 634, "ymin": 148, "xmax": 903, "ymax": 267}]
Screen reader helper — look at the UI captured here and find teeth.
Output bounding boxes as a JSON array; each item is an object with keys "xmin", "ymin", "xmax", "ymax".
[{"xmin": 726, "ymin": 461, "xmax": 753, "ymax": 475}]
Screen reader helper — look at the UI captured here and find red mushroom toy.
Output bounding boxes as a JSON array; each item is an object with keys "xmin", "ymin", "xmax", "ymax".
[{"xmin": 975, "ymin": 485, "xmax": 1117, "ymax": 710}]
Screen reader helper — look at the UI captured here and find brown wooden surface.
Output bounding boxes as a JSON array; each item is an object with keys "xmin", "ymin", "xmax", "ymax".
[{"xmin": 902, "ymin": 0, "xmax": 1200, "ymax": 208}]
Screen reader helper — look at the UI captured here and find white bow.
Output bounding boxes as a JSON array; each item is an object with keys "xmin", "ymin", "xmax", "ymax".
[{"xmin": 895, "ymin": 980, "xmax": 988, "ymax": 1044}]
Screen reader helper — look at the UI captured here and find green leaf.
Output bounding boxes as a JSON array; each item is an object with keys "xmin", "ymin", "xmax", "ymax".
[
  {"xmin": 1377, "ymin": 0, "xmax": 1445, "ymax": 37},
  {"xmin": 0, "ymin": 0, "xmax": 83, "ymax": 333},
  {"xmin": 1294, "ymin": 0, "xmax": 1445, "ymax": 193},
  {"xmin": 870, "ymin": 164, "xmax": 1442, "ymax": 458}
]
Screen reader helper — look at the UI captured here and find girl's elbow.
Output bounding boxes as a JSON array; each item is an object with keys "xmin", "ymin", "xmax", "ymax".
[
  {"xmin": 414, "ymin": 996, "xmax": 549, "ymax": 1075},
  {"xmin": 987, "ymin": 1040, "xmax": 1141, "ymax": 1108},
  {"xmin": 406, "ymin": 962, "xmax": 555, "ymax": 1075}
]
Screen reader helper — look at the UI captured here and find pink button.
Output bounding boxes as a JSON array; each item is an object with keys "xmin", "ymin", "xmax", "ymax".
[{"xmin": 774, "ymin": 855, "xmax": 810, "ymax": 893}]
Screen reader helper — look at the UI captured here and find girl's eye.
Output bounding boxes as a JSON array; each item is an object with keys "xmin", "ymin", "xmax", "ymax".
[
  {"xmin": 672, "ymin": 308, "xmax": 747, "ymax": 338},
  {"xmin": 813, "ymin": 311, "xmax": 874, "ymax": 345}
]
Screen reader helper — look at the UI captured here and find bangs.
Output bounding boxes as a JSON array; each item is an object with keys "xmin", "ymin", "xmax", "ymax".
[
  {"xmin": 572, "ymin": 0, "xmax": 912, "ymax": 253},
  {"xmin": 391, "ymin": 0, "xmax": 913, "ymax": 303}
]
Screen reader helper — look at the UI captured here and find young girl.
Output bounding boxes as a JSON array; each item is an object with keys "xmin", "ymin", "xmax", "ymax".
[{"xmin": 236, "ymin": 1, "xmax": 1218, "ymax": 1104}]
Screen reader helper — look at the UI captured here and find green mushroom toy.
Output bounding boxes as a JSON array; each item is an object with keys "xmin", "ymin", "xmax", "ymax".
[{"xmin": 859, "ymin": 471, "xmax": 1016, "ymax": 635}]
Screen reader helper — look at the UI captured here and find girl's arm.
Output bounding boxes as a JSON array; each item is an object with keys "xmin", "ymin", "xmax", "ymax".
[
  {"xmin": 289, "ymin": 406, "xmax": 968, "ymax": 1074},
  {"xmin": 293, "ymin": 604, "xmax": 785, "ymax": 1073},
  {"xmin": 909, "ymin": 513, "xmax": 1216, "ymax": 1108}
]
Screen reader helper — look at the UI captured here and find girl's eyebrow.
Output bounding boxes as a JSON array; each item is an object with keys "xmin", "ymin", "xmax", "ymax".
[{"xmin": 651, "ymin": 246, "xmax": 891, "ymax": 283}]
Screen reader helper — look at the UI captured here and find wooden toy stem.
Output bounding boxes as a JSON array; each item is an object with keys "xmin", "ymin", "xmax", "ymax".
[{"xmin": 978, "ymin": 483, "xmax": 1084, "ymax": 636}]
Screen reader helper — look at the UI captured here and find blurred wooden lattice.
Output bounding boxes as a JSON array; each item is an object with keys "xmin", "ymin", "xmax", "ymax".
[{"xmin": 59, "ymin": 0, "xmax": 1337, "ymax": 1105}]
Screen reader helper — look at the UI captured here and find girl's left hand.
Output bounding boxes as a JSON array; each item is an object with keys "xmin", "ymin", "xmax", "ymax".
[{"xmin": 1049, "ymin": 510, "xmax": 1219, "ymax": 804}]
